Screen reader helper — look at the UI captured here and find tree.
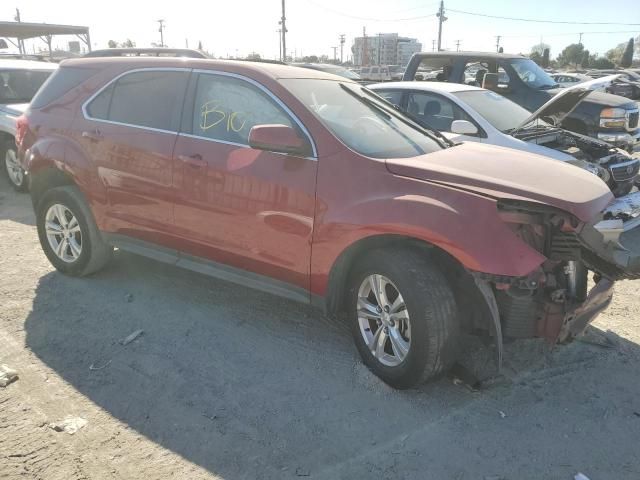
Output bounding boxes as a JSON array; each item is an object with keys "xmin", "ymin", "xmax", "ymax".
[
  {"xmin": 542, "ymin": 48, "xmax": 550, "ymax": 68},
  {"xmin": 122, "ymin": 39, "xmax": 135, "ymax": 48},
  {"xmin": 530, "ymin": 42, "xmax": 550, "ymax": 56},
  {"xmin": 621, "ymin": 38, "xmax": 634, "ymax": 68},
  {"xmin": 197, "ymin": 40, "xmax": 203, "ymax": 51},
  {"xmin": 301, "ymin": 55, "xmax": 319, "ymax": 63},
  {"xmin": 108, "ymin": 40, "xmax": 118, "ymax": 48},
  {"xmin": 530, "ymin": 51, "xmax": 543, "ymax": 65},
  {"xmin": 557, "ymin": 43, "xmax": 585, "ymax": 68},
  {"xmin": 590, "ymin": 56, "xmax": 615, "ymax": 69},
  {"xmin": 581, "ymin": 49, "xmax": 590, "ymax": 68}
]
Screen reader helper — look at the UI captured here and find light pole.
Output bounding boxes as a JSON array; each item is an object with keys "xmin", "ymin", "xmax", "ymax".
[
  {"xmin": 157, "ymin": 19, "xmax": 165, "ymax": 47},
  {"xmin": 436, "ymin": 1, "xmax": 447, "ymax": 51}
]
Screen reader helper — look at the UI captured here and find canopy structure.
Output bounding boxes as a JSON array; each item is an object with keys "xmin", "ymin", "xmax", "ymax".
[{"xmin": 0, "ymin": 21, "xmax": 91, "ymax": 58}]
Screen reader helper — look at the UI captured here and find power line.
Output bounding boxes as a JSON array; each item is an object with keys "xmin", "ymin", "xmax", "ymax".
[
  {"xmin": 302, "ymin": 0, "xmax": 437, "ymax": 22},
  {"xmin": 448, "ymin": 8, "xmax": 640, "ymax": 26},
  {"xmin": 500, "ymin": 29, "xmax": 640, "ymax": 39}
]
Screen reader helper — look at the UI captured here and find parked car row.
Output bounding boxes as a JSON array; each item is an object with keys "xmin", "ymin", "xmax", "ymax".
[
  {"xmin": 402, "ymin": 52, "xmax": 640, "ymax": 151},
  {"xmin": 550, "ymin": 69, "xmax": 640, "ymax": 100},
  {"xmin": 5, "ymin": 52, "xmax": 640, "ymax": 389}
]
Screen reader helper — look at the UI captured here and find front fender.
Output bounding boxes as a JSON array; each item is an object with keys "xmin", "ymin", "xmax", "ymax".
[{"xmin": 310, "ymin": 182, "xmax": 546, "ymax": 296}]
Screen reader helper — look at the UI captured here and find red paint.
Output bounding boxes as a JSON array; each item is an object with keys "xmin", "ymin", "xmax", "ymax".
[{"xmin": 20, "ymin": 57, "xmax": 614, "ymax": 303}]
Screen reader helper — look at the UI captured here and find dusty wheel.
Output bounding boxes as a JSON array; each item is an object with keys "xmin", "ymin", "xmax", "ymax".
[
  {"xmin": 36, "ymin": 186, "xmax": 112, "ymax": 276},
  {"xmin": 2, "ymin": 141, "xmax": 27, "ymax": 192},
  {"xmin": 348, "ymin": 248, "xmax": 460, "ymax": 389}
]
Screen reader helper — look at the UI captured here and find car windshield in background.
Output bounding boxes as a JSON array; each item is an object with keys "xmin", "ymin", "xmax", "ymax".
[
  {"xmin": 508, "ymin": 58, "xmax": 558, "ymax": 90},
  {"xmin": 330, "ymin": 68, "xmax": 361, "ymax": 80},
  {"xmin": 0, "ymin": 69, "xmax": 53, "ymax": 104},
  {"xmin": 454, "ymin": 90, "xmax": 547, "ymax": 132},
  {"xmin": 282, "ymin": 79, "xmax": 441, "ymax": 159}
]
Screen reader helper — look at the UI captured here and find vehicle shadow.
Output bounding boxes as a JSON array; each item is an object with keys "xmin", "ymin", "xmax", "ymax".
[
  {"xmin": 0, "ymin": 174, "xmax": 35, "ymax": 226},
  {"xmin": 23, "ymin": 251, "xmax": 640, "ymax": 479}
]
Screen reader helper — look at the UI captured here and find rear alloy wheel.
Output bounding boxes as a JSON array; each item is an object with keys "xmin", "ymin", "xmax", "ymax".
[
  {"xmin": 45, "ymin": 204, "xmax": 83, "ymax": 263},
  {"xmin": 4, "ymin": 144, "xmax": 27, "ymax": 191},
  {"xmin": 36, "ymin": 186, "xmax": 112, "ymax": 276},
  {"xmin": 348, "ymin": 248, "xmax": 460, "ymax": 389}
]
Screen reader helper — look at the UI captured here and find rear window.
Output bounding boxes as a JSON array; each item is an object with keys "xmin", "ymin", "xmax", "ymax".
[
  {"xmin": 2, "ymin": 69, "xmax": 55, "ymax": 105},
  {"xmin": 85, "ymin": 70, "xmax": 189, "ymax": 131},
  {"xmin": 30, "ymin": 67, "xmax": 93, "ymax": 108}
]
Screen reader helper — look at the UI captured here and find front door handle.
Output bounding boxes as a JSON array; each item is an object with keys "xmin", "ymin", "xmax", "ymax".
[
  {"xmin": 81, "ymin": 129, "xmax": 103, "ymax": 142},
  {"xmin": 178, "ymin": 153, "xmax": 206, "ymax": 168}
]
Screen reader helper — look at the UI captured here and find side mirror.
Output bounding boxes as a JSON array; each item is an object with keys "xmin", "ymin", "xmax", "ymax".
[
  {"xmin": 450, "ymin": 120, "xmax": 478, "ymax": 136},
  {"xmin": 248, "ymin": 124, "xmax": 309, "ymax": 156},
  {"xmin": 482, "ymin": 73, "xmax": 498, "ymax": 90}
]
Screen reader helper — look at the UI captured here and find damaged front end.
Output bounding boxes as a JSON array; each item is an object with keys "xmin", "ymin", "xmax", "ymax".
[
  {"xmin": 477, "ymin": 200, "xmax": 640, "ymax": 349},
  {"xmin": 513, "ymin": 127, "xmax": 639, "ymax": 197}
]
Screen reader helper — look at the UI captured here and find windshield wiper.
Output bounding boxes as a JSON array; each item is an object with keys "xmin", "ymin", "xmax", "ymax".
[
  {"xmin": 350, "ymin": 84, "xmax": 454, "ymax": 148},
  {"xmin": 339, "ymin": 83, "xmax": 391, "ymax": 120}
]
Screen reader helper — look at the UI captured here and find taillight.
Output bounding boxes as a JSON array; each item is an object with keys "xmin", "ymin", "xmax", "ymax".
[{"xmin": 15, "ymin": 114, "xmax": 28, "ymax": 149}]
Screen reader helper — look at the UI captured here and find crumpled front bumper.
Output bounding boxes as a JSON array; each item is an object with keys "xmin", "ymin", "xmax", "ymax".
[
  {"xmin": 555, "ymin": 278, "xmax": 615, "ymax": 343},
  {"xmin": 596, "ymin": 190, "xmax": 640, "ymax": 233}
]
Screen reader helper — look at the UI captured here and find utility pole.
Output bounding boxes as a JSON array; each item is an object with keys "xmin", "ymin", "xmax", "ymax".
[
  {"xmin": 157, "ymin": 19, "xmax": 165, "ymax": 47},
  {"xmin": 280, "ymin": 0, "xmax": 287, "ymax": 62},
  {"xmin": 332, "ymin": 46, "xmax": 338, "ymax": 62},
  {"xmin": 14, "ymin": 8, "xmax": 25, "ymax": 54},
  {"xmin": 362, "ymin": 26, "xmax": 367, "ymax": 66},
  {"xmin": 495, "ymin": 35, "xmax": 501, "ymax": 53},
  {"xmin": 578, "ymin": 32, "xmax": 583, "ymax": 44},
  {"xmin": 432, "ymin": 39, "xmax": 436, "ymax": 52},
  {"xmin": 455, "ymin": 40, "xmax": 461, "ymax": 52},
  {"xmin": 339, "ymin": 34, "xmax": 345, "ymax": 63},
  {"xmin": 277, "ymin": 28, "xmax": 282, "ymax": 61},
  {"xmin": 436, "ymin": 1, "xmax": 447, "ymax": 51}
]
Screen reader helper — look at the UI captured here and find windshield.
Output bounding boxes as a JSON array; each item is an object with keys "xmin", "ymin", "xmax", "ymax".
[
  {"xmin": 329, "ymin": 68, "xmax": 361, "ymax": 80},
  {"xmin": 454, "ymin": 90, "xmax": 549, "ymax": 132},
  {"xmin": 508, "ymin": 58, "xmax": 558, "ymax": 90},
  {"xmin": 0, "ymin": 69, "xmax": 53, "ymax": 104},
  {"xmin": 282, "ymin": 79, "xmax": 442, "ymax": 159}
]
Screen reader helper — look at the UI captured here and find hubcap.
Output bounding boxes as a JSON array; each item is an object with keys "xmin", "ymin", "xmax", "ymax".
[
  {"xmin": 5, "ymin": 148, "xmax": 23, "ymax": 187},
  {"xmin": 45, "ymin": 204, "xmax": 82, "ymax": 263},
  {"xmin": 357, "ymin": 274, "xmax": 411, "ymax": 367}
]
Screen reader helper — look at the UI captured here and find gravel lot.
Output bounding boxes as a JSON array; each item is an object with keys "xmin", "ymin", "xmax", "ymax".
[{"xmin": 2, "ymin": 175, "xmax": 640, "ymax": 480}]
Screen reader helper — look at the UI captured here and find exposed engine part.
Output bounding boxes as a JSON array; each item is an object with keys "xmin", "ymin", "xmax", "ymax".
[{"xmin": 495, "ymin": 288, "xmax": 537, "ymax": 338}]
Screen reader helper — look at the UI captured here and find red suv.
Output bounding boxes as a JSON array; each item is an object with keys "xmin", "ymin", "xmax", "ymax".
[{"xmin": 18, "ymin": 57, "xmax": 640, "ymax": 388}]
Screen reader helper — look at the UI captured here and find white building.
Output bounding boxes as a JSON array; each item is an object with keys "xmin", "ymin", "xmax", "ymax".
[{"xmin": 351, "ymin": 33, "xmax": 422, "ymax": 67}]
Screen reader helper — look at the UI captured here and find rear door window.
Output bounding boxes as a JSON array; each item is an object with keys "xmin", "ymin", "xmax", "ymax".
[
  {"xmin": 186, "ymin": 73, "xmax": 294, "ymax": 145},
  {"xmin": 85, "ymin": 70, "xmax": 189, "ymax": 132}
]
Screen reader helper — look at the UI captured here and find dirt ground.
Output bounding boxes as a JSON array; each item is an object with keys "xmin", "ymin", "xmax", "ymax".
[{"xmin": 1, "ymin": 174, "xmax": 640, "ymax": 480}]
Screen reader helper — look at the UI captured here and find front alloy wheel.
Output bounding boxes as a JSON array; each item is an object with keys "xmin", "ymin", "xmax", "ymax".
[
  {"xmin": 348, "ymin": 248, "xmax": 460, "ymax": 389},
  {"xmin": 357, "ymin": 274, "xmax": 411, "ymax": 367}
]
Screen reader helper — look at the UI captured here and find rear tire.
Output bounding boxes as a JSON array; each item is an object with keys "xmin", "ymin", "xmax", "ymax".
[
  {"xmin": 36, "ymin": 186, "xmax": 112, "ymax": 276},
  {"xmin": 347, "ymin": 247, "xmax": 460, "ymax": 389},
  {"xmin": 2, "ymin": 141, "xmax": 27, "ymax": 192}
]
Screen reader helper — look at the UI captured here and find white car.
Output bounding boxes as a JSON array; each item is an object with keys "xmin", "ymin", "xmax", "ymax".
[
  {"xmin": 1, "ymin": 59, "xmax": 57, "ymax": 190},
  {"xmin": 368, "ymin": 81, "xmax": 640, "ymax": 226},
  {"xmin": 550, "ymin": 72, "xmax": 593, "ymax": 88}
]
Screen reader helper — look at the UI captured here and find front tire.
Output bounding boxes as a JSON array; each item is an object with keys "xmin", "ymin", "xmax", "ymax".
[
  {"xmin": 348, "ymin": 248, "xmax": 460, "ymax": 389},
  {"xmin": 2, "ymin": 141, "xmax": 27, "ymax": 192},
  {"xmin": 36, "ymin": 186, "xmax": 112, "ymax": 276}
]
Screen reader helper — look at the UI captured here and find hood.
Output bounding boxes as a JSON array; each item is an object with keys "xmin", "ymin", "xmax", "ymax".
[
  {"xmin": 386, "ymin": 142, "xmax": 613, "ymax": 222},
  {"xmin": 515, "ymin": 74, "xmax": 624, "ymax": 130},
  {"xmin": 0, "ymin": 103, "xmax": 29, "ymax": 117}
]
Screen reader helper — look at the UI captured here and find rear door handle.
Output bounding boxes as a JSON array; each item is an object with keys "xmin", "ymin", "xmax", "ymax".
[
  {"xmin": 81, "ymin": 129, "xmax": 103, "ymax": 142},
  {"xmin": 178, "ymin": 153, "xmax": 206, "ymax": 168}
]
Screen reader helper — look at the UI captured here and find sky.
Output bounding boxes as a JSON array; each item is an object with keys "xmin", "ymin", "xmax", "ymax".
[{"xmin": 1, "ymin": 0, "xmax": 639, "ymax": 61}]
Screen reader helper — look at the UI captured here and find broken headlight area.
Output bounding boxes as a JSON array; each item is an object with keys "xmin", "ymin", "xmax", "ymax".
[
  {"xmin": 486, "ymin": 200, "xmax": 639, "ymax": 344},
  {"xmin": 515, "ymin": 127, "xmax": 639, "ymax": 197},
  {"xmin": 598, "ymin": 190, "xmax": 640, "ymax": 232}
]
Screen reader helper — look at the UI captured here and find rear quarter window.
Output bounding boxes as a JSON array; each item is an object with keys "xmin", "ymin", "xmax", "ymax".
[{"xmin": 30, "ymin": 67, "xmax": 96, "ymax": 108}]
